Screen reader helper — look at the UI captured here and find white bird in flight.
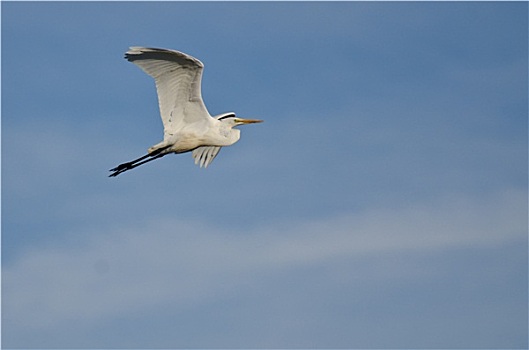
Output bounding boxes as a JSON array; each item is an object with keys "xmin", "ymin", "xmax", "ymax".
[{"xmin": 109, "ymin": 46, "xmax": 262, "ymax": 177}]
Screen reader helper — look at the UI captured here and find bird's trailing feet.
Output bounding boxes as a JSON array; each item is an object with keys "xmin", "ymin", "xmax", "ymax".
[{"xmin": 109, "ymin": 153, "xmax": 165, "ymax": 177}]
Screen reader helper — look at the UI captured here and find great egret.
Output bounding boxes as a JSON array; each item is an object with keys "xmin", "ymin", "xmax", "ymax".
[{"xmin": 109, "ymin": 47, "xmax": 262, "ymax": 177}]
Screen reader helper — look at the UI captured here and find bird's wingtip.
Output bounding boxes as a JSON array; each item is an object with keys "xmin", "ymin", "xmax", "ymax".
[{"xmin": 123, "ymin": 46, "xmax": 204, "ymax": 67}]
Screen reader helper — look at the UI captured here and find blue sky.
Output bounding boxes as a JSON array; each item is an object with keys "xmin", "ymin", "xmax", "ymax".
[{"xmin": 1, "ymin": 1, "xmax": 527, "ymax": 348}]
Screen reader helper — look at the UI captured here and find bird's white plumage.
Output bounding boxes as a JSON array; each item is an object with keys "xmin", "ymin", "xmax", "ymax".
[
  {"xmin": 125, "ymin": 47, "xmax": 210, "ymax": 139},
  {"xmin": 109, "ymin": 46, "xmax": 262, "ymax": 177},
  {"xmin": 192, "ymin": 146, "xmax": 221, "ymax": 168}
]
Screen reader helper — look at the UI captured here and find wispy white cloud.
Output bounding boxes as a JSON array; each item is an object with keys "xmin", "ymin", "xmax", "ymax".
[{"xmin": 3, "ymin": 188, "xmax": 525, "ymax": 347}]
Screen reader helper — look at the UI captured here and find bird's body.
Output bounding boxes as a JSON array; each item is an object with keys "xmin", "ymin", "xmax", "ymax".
[{"xmin": 109, "ymin": 47, "xmax": 262, "ymax": 177}]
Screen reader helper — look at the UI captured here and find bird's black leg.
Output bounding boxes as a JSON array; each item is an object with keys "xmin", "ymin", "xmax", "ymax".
[
  {"xmin": 109, "ymin": 152, "xmax": 166, "ymax": 177},
  {"xmin": 110, "ymin": 154, "xmax": 150, "ymax": 172}
]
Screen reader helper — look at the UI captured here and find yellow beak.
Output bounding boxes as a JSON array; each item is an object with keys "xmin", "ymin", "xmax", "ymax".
[{"xmin": 237, "ymin": 118, "xmax": 264, "ymax": 125}]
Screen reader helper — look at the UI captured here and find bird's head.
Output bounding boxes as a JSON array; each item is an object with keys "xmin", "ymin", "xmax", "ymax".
[{"xmin": 216, "ymin": 112, "xmax": 263, "ymax": 128}]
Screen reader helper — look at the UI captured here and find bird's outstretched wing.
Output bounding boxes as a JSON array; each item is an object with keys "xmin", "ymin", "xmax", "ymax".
[
  {"xmin": 192, "ymin": 146, "xmax": 222, "ymax": 168},
  {"xmin": 125, "ymin": 47, "xmax": 210, "ymax": 138}
]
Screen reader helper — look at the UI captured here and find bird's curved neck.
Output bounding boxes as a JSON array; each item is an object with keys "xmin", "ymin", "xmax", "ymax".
[
  {"xmin": 226, "ymin": 127, "xmax": 241, "ymax": 145},
  {"xmin": 215, "ymin": 124, "xmax": 240, "ymax": 146}
]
